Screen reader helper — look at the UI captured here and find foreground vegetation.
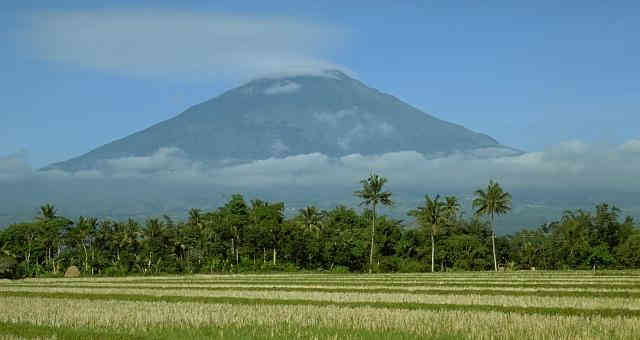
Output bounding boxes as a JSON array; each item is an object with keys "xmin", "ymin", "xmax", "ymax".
[
  {"xmin": 1, "ymin": 176, "xmax": 638, "ymax": 279},
  {"xmin": 2, "ymin": 272, "xmax": 640, "ymax": 339}
]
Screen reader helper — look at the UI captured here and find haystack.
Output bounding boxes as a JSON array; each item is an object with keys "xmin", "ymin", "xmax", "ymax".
[{"xmin": 64, "ymin": 266, "xmax": 81, "ymax": 278}]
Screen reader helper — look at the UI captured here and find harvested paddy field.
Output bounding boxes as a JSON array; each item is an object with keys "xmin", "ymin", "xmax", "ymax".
[{"xmin": 1, "ymin": 272, "xmax": 640, "ymax": 339}]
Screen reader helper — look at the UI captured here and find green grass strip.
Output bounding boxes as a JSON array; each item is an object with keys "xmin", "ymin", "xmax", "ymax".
[
  {"xmin": 36, "ymin": 279, "xmax": 640, "ymax": 290},
  {"xmin": 0, "ymin": 321, "xmax": 465, "ymax": 340},
  {"xmin": 2, "ymin": 290, "xmax": 639, "ymax": 319},
  {"xmin": 7, "ymin": 283, "xmax": 640, "ymax": 299},
  {"xmin": 48, "ymin": 276, "xmax": 640, "ymax": 282}
]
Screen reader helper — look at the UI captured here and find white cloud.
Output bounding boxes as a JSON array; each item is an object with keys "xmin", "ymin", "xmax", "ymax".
[
  {"xmin": 337, "ymin": 121, "xmax": 396, "ymax": 150},
  {"xmin": 264, "ymin": 81, "xmax": 301, "ymax": 95},
  {"xmin": 5, "ymin": 141, "xmax": 640, "ymax": 226},
  {"xmin": 254, "ymin": 69, "xmax": 352, "ymax": 81},
  {"xmin": 103, "ymin": 147, "xmax": 193, "ymax": 174},
  {"xmin": 19, "ymin": 9, "xmax": 348, "ymax": 79},
  {"xmin": 313, "ymin": 108, "xmax": 398, "ymax": 150},
  {"xmin": 5, "ymin": 139, "xmax": 640, "ymax": 194},
  {"xmin": 314, "ymin": 109, "xmax": 356, "ymax": 127},
  {"xmin": 620, "ymin": 139, "xmax": 640, "ymax": 153},
  {"xmin": 270, "ymin": 139, "xmax": 290, "ymax": 157},
  {"xmin": 201, "ymin": 139, "xmax": 640, "ymax": 191},
  {"xmin": 337, "ymin": 123, "xmax": 365, "ymax": 150}
]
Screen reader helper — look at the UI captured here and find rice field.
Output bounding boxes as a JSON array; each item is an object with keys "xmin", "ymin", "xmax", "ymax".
[{"xmin": 2, "ymin": 272, "xmax": 640, "ymax": 339}]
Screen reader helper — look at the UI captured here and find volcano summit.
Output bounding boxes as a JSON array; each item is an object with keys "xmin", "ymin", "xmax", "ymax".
[{"xmin": 45, "ymin": 70, "xmax": 518, "ymax": 172}]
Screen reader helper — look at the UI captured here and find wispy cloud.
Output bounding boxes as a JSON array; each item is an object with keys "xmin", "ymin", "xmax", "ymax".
[
  {"xmin": 3, "ymin": 139, "xmax": 634, "ymax": 193},
  {"xmin": 18, "ymin": 9, "xmax": 348, "ymax": 79},
  {"xmin": 264, "ymin": 81, "xmax": 302, "ymax": 95},
  {"xmin": 3, "ymin": 140, "xmax": 640, "ymax": 225}
]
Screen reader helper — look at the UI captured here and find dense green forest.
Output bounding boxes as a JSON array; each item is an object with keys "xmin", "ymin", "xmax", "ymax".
[{"xmin": 1, "ymin": 175, "xmax": 639, "ymax": 279}]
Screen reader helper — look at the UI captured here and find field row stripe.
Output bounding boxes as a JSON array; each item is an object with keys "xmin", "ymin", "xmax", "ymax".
[
  {"xmin": 0, "ymin": 320, "xmax": 441, "ymax": 340},
  {"xmin": 6, "ymin": 283, "xmax": 640, "ymax": 299},
  {"xmin": 41, "ymin": 276, "xmax": 640, "ymax": 282},
  {"xmin": 33, "ymin": 280, "xmax": 640, "ymax": 289},
  {"xmin": 2, "ymin": 291, "xmax": 639, "ymax": 319}
]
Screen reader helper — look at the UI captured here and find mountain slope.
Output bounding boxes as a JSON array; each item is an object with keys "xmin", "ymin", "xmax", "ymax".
[{"xmin": 45, "ymin": 70, "xmax": 517, "ymax": 172}]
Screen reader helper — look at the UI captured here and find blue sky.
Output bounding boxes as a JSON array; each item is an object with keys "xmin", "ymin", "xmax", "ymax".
[{"xmin": 1, "ymin": 1, "xmax": 639, "ymax": 168}]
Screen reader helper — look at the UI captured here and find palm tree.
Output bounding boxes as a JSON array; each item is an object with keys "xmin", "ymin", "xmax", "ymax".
[
  {"xmin": 69, "ymin": 216, "xmax": 98, "ymax": 274},
  {"xmin": 188, "ymin": 208, "xmax": 202, "ymax": 226},
  {"xmin": 299, "ymin": 206, "xmax": 322, "ymax": 234},
  {"xmin": 113, "ymin": 222, "xmax": 128, "ymax": 264},
  {"xmin": 473, "ymin": 180, "xmax": 512, "ymax": 272},
  {"xmin": 0, "ymin": 241, "xmax": 13, "ymax": 258},
  {"xmin": 37, "ymin": 204, "xmax": 57, "ymax": 221},
  {"xmin": 0, "ymin": 241, "xmax": 17, "ymax": 278},
  {"xmin": 143, "ymin": 218, "xmax": 165, "ymax": 273},
  {"xmin": 354, "ymin": 173, "xmax": 393, "ymax": 274},
  {"xmin": 444, "ymin": 196, "xmax": 461, "ymax": 222},
  {"xmin": 409, "ymin": 195, "xmax": 446, "ymax": 273}
]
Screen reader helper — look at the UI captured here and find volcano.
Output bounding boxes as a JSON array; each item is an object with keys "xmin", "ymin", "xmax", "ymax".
[{"xmin": 45, "ymin": 70, "xmax": 518, "ymax": 172}]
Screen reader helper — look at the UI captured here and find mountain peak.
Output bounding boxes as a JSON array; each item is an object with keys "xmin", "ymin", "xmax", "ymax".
[
  {"xmin": 44, "ymin": 71, "xmax": 518, "ymax": 172},
  {"xmin": 250, "ymin": 69, "xmax": 352, "ymax": 82}
]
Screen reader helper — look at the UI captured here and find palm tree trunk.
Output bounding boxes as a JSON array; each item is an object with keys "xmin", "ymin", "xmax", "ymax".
[
  {"xmin": 273, "ymin": 248, "xmax": 277, "ymax": 266},
  {"xmin": 25, "ymin": 250, "xmax": 31, "ymax": 275},
  {"xmin": 82, "ymin": 244, "xmax": 89, "ymax": 274},
  {"xmin": 231, "ymin": 237, "xmax": 235, "ymax": 264},
  {"xmin": 492, "ymin": 214, "xmax": 498, "ymax": 272},
  {"xmin": 431, "ymin": 232, "xmax": 435, "ymax": 273},
  {"xmin": 369, "ymin": 203, "xmax": 376, "ymax": 274}
]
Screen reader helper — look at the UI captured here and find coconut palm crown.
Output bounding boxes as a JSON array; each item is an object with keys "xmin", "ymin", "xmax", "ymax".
[
  {"xmin": 444, "ymin": 196, "xmax": 461, "ymax": 222},
  {"xmin": 37, "ymin": 204, "xmax": 57, "ymax": 221},
  {"xmin": 299, "ymin": 206, "xmax": 322, "ymax": 234}
]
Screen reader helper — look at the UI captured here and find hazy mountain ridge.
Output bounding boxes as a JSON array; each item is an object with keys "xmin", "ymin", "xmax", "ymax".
[{"xmin": 44, "ymin": 70, "xmax": 519, "ymax": 172}]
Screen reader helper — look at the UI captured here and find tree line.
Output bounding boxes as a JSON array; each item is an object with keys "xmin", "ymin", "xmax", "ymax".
[{"xmin": 1, "ymin": 175, "xmax": 639, "ymax": 279}]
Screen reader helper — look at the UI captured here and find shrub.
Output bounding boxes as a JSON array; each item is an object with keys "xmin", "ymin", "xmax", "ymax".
[
  {"xmin": 330, "ymin": 265, "xmax": 350, "ymax": 273},
  {"xmin": 397, "ymin": 260, "xmax": 427, "ymax": 273},
  {"xmin": 103, "ymin": 265, "xmax": 128, "ymax": 277},
  {"xmin": 378, "ymin": 257, "xmax": 400, "ymax": 273},
  {"xmin": 0, "ymin": 255, "xmax": 18, "ymax": 279}
]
